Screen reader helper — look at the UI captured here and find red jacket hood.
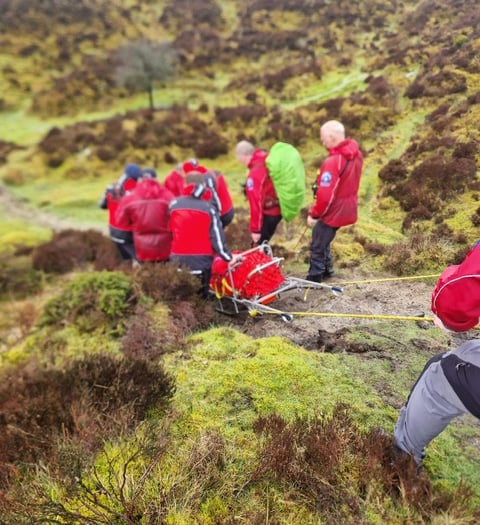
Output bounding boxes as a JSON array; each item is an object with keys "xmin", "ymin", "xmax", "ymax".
[
  {"xmin": 329, "ymin": 138, "xmax": 361, "ymax": 160},
  {"xmin": 248, "ymin": 148, "xmax": 268, "ymax": 167},
  {"xmin": 135, "ymin": 179, "xmax": 173, "ymax": 200}
]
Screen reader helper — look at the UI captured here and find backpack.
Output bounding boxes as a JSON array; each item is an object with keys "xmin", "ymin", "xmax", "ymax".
[{"xmin": 265, "ymin": 142, "xmax": 306, "ymax": 222}]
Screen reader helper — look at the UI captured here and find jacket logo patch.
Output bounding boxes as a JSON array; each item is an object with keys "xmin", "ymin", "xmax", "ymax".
[
  {"xmin": 246, "ymin": 178, "xmax": 254, "ymax": 191},
  {"xmin": 320, "ymin": 172, "xmax": 332, "ymax": 187}
]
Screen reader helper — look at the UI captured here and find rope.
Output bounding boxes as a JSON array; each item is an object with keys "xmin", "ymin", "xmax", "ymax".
[
  {"xmin": 330, "ymin": 274, "xmax": 440, "ymax": 286},
  {"xmin": 250, "ymin": 310, "xmax": 433, "ymax": 322}
]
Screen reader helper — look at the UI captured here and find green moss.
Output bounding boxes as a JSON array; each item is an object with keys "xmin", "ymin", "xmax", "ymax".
[
  {"xmin": 40, "ymin": 271, "xmax": 134, "ymax": 333},
  {"xmin": 165, "ymin": 328, "xmax": 386, "ymax": 437}
]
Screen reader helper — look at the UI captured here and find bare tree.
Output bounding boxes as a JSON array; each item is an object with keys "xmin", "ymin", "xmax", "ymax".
[{"xmin": 116, "ymin": 39, "xmax": 177, "ymax": 110}]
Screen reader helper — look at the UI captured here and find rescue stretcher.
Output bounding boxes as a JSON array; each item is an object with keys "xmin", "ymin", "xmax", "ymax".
[{"xmin": 209, "ymin": 243, "xmax": 343, "ymax": 322}]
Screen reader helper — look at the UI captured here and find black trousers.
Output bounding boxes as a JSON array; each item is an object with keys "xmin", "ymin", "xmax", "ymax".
[
  {"xmin": 259, "ymin": 214, "xmax": 282, "ymax": 244},
  {"xmin": 307, "ymin": 220, "xmax": 338, "ymax": 278}
]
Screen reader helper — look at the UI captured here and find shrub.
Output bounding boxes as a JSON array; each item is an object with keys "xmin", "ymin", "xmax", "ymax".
[
  {"xmin": 382, "ymin": 234, "xmax": 457, "ymax": 275},
  {"xmin": 0, "ymin": 255, "xmax": 44, "ymax": 299},
  {"xmin": 0, "ymin": 353, "xmax": 175, "ymax": 490},
  {"xmin": 40, "ymin": 271, "xmax": 135, "ymax": 333},
  {"xmin": 120, "ymin": 305, "xmax": 180, "ymax": 360},
  {"xmin": 32, "ymin": 229, "xmax": 121, "ymax": 273},
  {"xmin": 1, "ymin": 166, "xmax": 25, "ymax": 185},
  {"xmin": 252, "ymin": 404, "xmax": 434, "ymax": 522},
  {"xmin": 194, "ymin": 133, "xmax": 229, "ymax": 159},
  {"xmin": 132, "ymin": 262, "xmax": 200, "ymax": 302},
  {"xmin": 378, "ymin": 159, "xmax": 407, "ymax": 184},
  {"xmin": 170, "ymin": 300, "xmax": 216, "ymax": 333}
]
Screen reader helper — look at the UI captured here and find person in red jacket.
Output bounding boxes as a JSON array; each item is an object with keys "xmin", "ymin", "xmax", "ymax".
[
  {"xmin": 431, "ymin": 243, "xmax": 480, "ymax": 331},
  {"xmin": 115, "ymin": 177, "xmax": 174, "ymax": 263},
  {"xmin": 164, "ymin": 159, "xmax": 235, "ymax": 228},
  {"xmin": 393, "ymin": 241, "xmax": 480, "ymax": 467},
  {"xmin": 168, "ymin": 174, "xmax": 239, "ymax": 297},
  {"xmin": 99, "ymin": 163, "xmax": 142, "ymax": 261},
  {"xmin": 306, "ymin": 120, "xmax": 363, "ymax": 282},
  {"xmin": 235, "ymin": 141, "xmax": 282, "ymax": 245},
  {"xmin": 163, "ymin": 164, "xmax": 184, "ymax": 197}
]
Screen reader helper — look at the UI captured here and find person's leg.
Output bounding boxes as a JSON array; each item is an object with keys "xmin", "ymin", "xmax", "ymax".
[
  {"xmin": 199, "ymin": 268, "xmax": 212, "ymax": 298},
  {"xmin": 259, "ymin": 214, "xmax": 282, "ymax": 244},
  {"xmin": 394, "ymin": 359, "xmax": 468, "ymax": 464},
  {"xmin": 115, "ymin": 241, "xmax": 135, "ymax": 261},
  {"xmin": 324, "ymin": 237, "xmax": 338, "ymax": 277},
  {"xmin": 122, "ymin": 241, "xmax": 137, "ymax": 261},
  {"xmin": 307, "ymin": 221, "xmax": 337, "ymax": 281}
]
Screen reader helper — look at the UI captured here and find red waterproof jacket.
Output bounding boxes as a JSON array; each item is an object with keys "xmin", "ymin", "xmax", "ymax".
[
  {"xmin": 245, "ymin": 149, "xmax": 281, "ymax": 233},
  {"xmin": 431, "ymin": 242, "xmax": 480, "ymax": 331},
  {"xmin": 164, "ymin": 168, "xmax": 184, "ymax": 197},
  {"xmin": 168, "ymin": 184, "xmax": 232, "ymax": 270},
  {"xmin": 309, "ymin": 138, "xmax": 363, "ymax": 227},
  {"xmin": 99, "ymin": 178, "xmax": 137, "ymax": 231},
  {"xmin": 209, "ymin": 170, "xmax": 234, "ymax": 217},
  {"xmin": 164, "ymin": 165, "xmax": 234, "ymax": 219},
  {"xmin": 116, "ymin": 178, "xmax": 174, "ymax": 262}
]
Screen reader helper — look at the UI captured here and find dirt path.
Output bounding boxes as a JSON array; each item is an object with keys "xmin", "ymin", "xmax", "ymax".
[{"xmin": 0, "ymin": 182, "xmax": 105, "ymax": 233}]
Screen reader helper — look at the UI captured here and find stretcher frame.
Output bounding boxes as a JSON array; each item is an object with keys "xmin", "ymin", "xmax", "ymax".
[{"xmin": 211, "ymin": 243, "xmax": 343, "ymax": 322}]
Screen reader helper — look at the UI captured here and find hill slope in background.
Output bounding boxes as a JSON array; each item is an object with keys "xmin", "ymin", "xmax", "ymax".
[
  {"xmin": 0, "ymin": 0, "xmax": 479, "ymax": 261},
  {"xmin": 1, "ymin": 1, "xmax": 480, "ymax": 523}
]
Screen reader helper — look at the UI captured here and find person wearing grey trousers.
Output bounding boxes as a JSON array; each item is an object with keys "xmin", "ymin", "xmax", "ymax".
[
  {"xmin": 394, "ymin": 241, "xmax": 480, "ymax": 466},
  {"xmin": 394, "ymin": 340, "xmax": 480, "ymax": 464}
]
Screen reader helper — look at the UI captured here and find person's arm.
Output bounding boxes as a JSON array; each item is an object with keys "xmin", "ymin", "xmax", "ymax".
[
  {"xmin": 308, "ymin": 156, "xmax": 341, "ymax": 219},
  {"xmin": 208, "ymin": 207, "xmax": 232, "ymax": 262},
  {"xmin": 115, "ymin": 198, "xmax": 133, "ymax": 229},
  {"xmin": 245, "ymin": 167, "xmax": 264, "ymax": 234},
  {"xmin": 98, "ymin": 185, "xmax": 114, "ymax": 209},
  {"xmin": 203, "ymin": 172, "xmax": 222, "ymax": 213},
  {"xmin": 215, "ymin": 172, "xmax": 234, "ymax": 213}
]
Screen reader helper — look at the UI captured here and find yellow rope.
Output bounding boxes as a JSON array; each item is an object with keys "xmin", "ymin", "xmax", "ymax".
[
  {"xmin": 250, "ymin": 310, "xmax": 433, "ymax": 322},
  {"xmin": 331, "ymin": 274, "xmax": 440, "ymax": 286}
]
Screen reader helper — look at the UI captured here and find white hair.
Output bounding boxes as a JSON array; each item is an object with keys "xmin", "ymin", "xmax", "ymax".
[{"xmin": 235, "ymin": 140, "xmax": 255, "ymax": 158}]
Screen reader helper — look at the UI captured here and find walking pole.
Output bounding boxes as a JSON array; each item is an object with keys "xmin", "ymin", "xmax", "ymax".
[{"xmin": 293, "ymin": 225, "xmax": 309, "ymax": 254}]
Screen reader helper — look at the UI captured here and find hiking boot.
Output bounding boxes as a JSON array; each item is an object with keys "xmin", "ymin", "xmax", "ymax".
[
  {"xmin": 305, "ymin": 273, "xmax": 324, "ymax": 283},
  {"xmin": 324, "ymin": 268, "xmax": 335, "ymax": 279}
]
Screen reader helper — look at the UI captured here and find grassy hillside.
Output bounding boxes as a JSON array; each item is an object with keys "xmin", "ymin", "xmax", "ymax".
[{"xmin": 1, "ymin": 0, "xmax": 480, "ymax": 523}]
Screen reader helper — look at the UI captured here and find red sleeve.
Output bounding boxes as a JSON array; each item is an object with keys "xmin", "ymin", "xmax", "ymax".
[
  {"xmin": 216, "ymin": 173, "xmax": 233, "ymax": 213},
  {"xmin": 431, "ymin": 245, "xmax": 480, "ymax": 331},
  {"xmin": 164, "ymin": 171, "xmax": 184, "ymax": 197},
  {"xmin": 246, "ymin": 166, "xmax": 265, "ymax": 232},
  {"xmin": 309, "ymin": 156, "xmax": 341, "ymax": 218},
  {"xmin": 115, "ymin": 195, "xmax": 135, "ymax": 229}
]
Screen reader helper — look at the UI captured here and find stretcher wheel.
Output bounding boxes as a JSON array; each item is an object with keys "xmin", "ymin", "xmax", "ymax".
[{"xmin": 280, "ymin": 313, "xmax": 293, "ymax": 323}]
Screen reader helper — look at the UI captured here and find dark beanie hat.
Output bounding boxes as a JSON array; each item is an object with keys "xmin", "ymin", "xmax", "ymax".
[
  {"xmin": 124, "ymin": 163, "xmax": 143, "ymax": 180},
  {"xmin": 142, "ymin": 168, "xmax": 157, "ymax": 179}
]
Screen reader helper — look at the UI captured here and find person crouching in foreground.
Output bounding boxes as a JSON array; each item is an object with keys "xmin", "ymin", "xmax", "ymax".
[
  {"xmin": 394, "ymin": 241, "xmax": 480, "ymax": 466},
  {"xmin": 167, "ymin": 174, "xmax": 241, "ymax": 297}
]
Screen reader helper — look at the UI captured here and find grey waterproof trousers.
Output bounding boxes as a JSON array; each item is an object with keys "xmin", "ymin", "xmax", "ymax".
[{"xmin": 394, "ymin": 351, "xmax": 471, "ymax": 464}]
